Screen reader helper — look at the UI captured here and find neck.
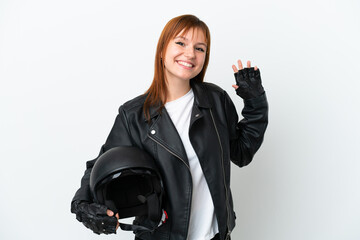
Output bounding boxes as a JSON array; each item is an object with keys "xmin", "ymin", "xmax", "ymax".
[{"xmin": 165, "ymin": 78, "xmax": 191, "ymax": 103}]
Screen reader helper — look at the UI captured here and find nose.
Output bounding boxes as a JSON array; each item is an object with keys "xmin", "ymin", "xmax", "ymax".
[{"xmin": 184, "ymin": 46, "xmax": 195, "ymax": 59}]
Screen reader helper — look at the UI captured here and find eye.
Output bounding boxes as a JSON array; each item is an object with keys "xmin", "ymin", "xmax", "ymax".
[
  {"xmin": 175, "ymin": 41, "xmax": 185, "ymax": 46},
  {"xmin": 196, "ymin": 47, "xmax": 205, "ymax": 52}
]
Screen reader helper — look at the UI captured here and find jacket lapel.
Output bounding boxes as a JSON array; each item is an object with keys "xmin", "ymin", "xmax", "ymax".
[
  {"xmin": 147, "ymin": 107, "xmax": 189, "ymax": 165},
  {"xmin": 145, "ymin": 79, "xmax": 213, "ymax": 166}
]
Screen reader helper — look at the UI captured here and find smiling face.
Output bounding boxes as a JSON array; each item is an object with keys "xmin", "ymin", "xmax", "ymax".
[{"xmin": 163, "ymin": 28, "xmax": 207, "ymax": 85}]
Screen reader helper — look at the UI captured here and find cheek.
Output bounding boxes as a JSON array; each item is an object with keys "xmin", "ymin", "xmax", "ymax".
[
  {"xmin": 197, "ymin": 55, "xmax": 206, "ymax": 68},
  {"xmin": 166, "ymin": 45, "xmax": 181, "ymax": 58}
]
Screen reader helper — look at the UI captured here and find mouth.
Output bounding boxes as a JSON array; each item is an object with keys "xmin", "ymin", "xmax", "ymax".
[{"xmin": 176, "ymin": 60, "xmax": 194, "ymax": 68}]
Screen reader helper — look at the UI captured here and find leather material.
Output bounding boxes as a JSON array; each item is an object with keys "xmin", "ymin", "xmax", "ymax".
[
  {"xmin": 71, "ymin": 201, "xmax": 118, "ymax": 235},
  {"xmin": 234, "ymin": 67, "xmax": 264, "ymax": 99},
  {"xmin": 72, "ymin": 79, "xmax": 268, "ymax": 240}
]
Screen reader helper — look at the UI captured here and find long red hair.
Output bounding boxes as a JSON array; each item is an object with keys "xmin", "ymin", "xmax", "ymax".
[{"xmin": 143, "ymin": 14, "xmax": 211, "ymax": 121}]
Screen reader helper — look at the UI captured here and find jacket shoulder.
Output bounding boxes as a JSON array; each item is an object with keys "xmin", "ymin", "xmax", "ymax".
[
  {"xmin": 118, "ymin": 94, "xmax": 147, "ymax": 113},
  {"xmin": 202, "ymin": 81, "xmax": 226, "ymax": 94},
  {"xmin": 200, "ymin": 81, "xmax": 229, "ymax": 103}
]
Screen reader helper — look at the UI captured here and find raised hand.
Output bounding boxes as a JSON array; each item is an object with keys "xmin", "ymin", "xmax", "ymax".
[{"xmin": 232, "ymin": 60, "xmax": 264, "ymax": 100}]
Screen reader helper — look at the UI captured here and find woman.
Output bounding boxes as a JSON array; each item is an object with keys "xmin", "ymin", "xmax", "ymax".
[{"xmin": 71, "ymin": 14, "xmax": 268, "ymax": 240}]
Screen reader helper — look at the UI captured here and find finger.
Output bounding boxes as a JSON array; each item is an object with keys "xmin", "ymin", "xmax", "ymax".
[
  {"xmin": 237, "ymin": 60, "xmax": 243, "ymax": 70},
  {"xmin": 247, "ymin": 60, "xmax": 251, "ymax": 68},
  {"xmin": 254, "ymin": 65, "xmax": 258, "ymax": 71},
  {"xmin": 115, "ymin": 213, "xmax": 120, "ymax": 230},
  {"xmin": 107, "ymin": 209, "xmax": 114, "ymax": 217},
  {"xmin": 232, "ymin": 84, "xmax": 239, "ymax": 90},
  {"xmin": 232, "ymin": 64, "xmax": 238, "ymax": 73}
]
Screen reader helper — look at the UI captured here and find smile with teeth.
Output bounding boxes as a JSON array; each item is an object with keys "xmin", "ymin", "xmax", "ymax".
[{"xmin": 177, "ymin": 61, "xmax": 194, "ymax": 68}]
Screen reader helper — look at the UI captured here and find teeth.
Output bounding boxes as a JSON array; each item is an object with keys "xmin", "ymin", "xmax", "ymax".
[{"xmin": 178, "ymin": 61, "xmax": 193, "ymax": 68}]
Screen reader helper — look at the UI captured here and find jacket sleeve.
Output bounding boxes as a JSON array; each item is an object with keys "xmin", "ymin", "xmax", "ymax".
[
  {"xmin": 224, "ymin": 92, "xmax": 268, "ymax": 167},
  {"xmin": 72, "ymin": 105, "xmax": 134, "ymax": 203}
]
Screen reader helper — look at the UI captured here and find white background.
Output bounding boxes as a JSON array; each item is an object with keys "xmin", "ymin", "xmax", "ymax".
[{"xmin": 0, "ymin": 0, "xmax": 359, "ymax": 239}]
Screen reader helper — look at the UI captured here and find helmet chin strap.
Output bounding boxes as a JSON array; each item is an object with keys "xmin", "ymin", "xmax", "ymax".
[
  {"xmin": 144, "ymin": 193, "xmax": 161, "ymax": 222},
  {"xmin": 119, "ymin": 193, "xmax": 167, "ymax": 233},
  {"xmin": 119, "ymin": 209, "xmax": 168, "ymax": 234}
]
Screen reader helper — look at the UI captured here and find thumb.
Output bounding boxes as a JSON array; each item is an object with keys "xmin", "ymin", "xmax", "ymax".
[{"xmin": 107, "ymin": 209, "xmax": 114, "ymax": 217}]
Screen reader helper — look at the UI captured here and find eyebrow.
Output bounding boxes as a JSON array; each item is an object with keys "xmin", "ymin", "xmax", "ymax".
[{"xmin": 174, "ymin": 36, "xmax": 207, "ymax": 47}]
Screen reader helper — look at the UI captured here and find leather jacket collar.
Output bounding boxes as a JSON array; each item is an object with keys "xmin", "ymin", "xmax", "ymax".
[{"xmin": 148, "ymin": 79, "xmax": 212, "ymax": 120}]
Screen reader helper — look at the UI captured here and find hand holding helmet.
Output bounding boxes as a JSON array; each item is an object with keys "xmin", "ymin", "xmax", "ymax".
[{"xmin": 71, "ymin": 200, "xmax": 119, "ymax": 234}]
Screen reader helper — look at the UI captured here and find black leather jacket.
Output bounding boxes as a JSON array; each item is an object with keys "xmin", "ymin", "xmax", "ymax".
[{"xmin": 72, "ymin": 79, "xmax": 268, "ymax": 240}]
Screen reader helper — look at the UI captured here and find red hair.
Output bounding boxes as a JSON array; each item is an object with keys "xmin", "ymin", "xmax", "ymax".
[{"xmin": 143, "ymin": 14, "xmax": 211, "ymax": 121}]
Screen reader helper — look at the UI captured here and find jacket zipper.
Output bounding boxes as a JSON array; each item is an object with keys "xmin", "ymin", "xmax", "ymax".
[
  {"xmin": 147, "ymin": 134, "xmax": 190, "ymax": 171},
  {"xmin": 209, "ymin": 109, "xmax": 232, "ymax": 239},
  {"xmin": 147, "ymin": 134, "xmax": 193, "ymax": 237}
]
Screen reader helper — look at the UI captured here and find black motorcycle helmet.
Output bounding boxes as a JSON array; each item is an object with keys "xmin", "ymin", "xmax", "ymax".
[{"xmin": 89, "ymin": 146, "xmax": 165, "ymax": 233}]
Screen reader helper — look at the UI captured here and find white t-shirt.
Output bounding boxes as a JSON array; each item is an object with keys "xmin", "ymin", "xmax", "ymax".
[{"xmin": 165, "ymin": 88, "xmax": 219, "ymax": 240}]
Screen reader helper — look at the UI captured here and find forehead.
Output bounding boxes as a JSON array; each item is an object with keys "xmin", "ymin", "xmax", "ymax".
[{"xmin": 175, "ymin": 27, "xmax": 206, "ymax": 43}]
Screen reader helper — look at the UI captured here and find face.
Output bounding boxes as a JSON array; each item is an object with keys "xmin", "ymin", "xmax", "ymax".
[{"xmin": 163, "ymin": 28, "xmax": 207, "ymax": 84}]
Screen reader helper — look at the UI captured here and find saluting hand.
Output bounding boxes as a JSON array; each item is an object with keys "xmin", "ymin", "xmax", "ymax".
[{"xmin": 231, "ymin": 60, "xmax": 264, "ymax": 100}]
